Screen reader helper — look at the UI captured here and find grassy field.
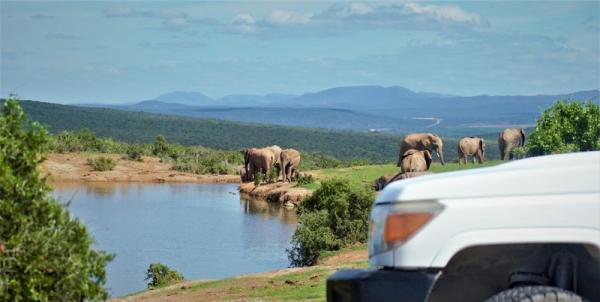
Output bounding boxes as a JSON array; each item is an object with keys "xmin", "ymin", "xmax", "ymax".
[
  {"xmin": 113, "ymin": 245, "xmax": 368, "ymax": 302},
  {"xmin": 302, "ymin": 160, "xmax": 505, "ymax": 190}
]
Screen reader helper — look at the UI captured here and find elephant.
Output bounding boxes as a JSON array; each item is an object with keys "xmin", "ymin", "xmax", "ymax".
[
  {"xmin": 398, "ymin": 133, "xmax": 445, "ymax": 166},
  {"xmin": 245, "ymin": 148, "xmax": 276, "ymax": 181},
  {"xmin": 400, "ymin": 149, "xmax": 432, "ymax": 173},
  {"xmin": 267, "ymin": 145, "xmax": 283, "ymax": 179},
  {"xmin": 373, "ymin": 171, "xmax": 434, "ymax": 191},
  {"xmin": 498, "ymin": 128, "xmax": 525, "ymax": 160},
  {"xmin": 280, "ymin": 149, "xmax": 301, "ymax": 182},
  {"xmin": 243, "ymin": 147, "xmax": 258, "ymax": 179},
  {"xmin": 458, "ymin": 137, "xmax": 485, "ymax": 164}
]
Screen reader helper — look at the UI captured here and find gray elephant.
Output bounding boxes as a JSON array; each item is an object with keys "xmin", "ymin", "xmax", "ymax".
[
  {"xmin": 245, "ymin": 147, "xmax": 276, "ymax": 181},
  {"xmin": 498, "ymin": 128, "xmax": 525, "ymax": 160},
  {"xmin": 458, "ymin": 137, "xmax": 485, "ymax": 164},
  {"xmin": 400, "ymin": 149, "xmax": 432, "ymax": 173},
  {"xmin": 268, "ymin": 145, "xmax": 283, "ymax": 179},
  {"xmin": 280, "ymin": 148, "xmax": 300, "ymax": 182},
  {"xmin": 398, "ymin": 133, "xmax": 445, "ymax": 166}
]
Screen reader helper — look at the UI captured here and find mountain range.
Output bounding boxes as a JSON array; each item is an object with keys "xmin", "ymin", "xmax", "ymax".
[{"xmin": 83, "ymin": 85, "xmax": 600, "ymax": 137}]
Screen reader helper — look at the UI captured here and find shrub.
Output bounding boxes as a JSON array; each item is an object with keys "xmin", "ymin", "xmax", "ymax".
[
  {"xmin": 527, "ymin": 100, "xmax": 600, "ymax": 156},
  {"xmin": 296, "ymin": 173, "xmax": 315, "ymax": 185},
  {"xmin": 288, "ymin": 179, "xmax": 375, "ymax": 266},
  {"xmin": 287, "ymin": 211, "xmax": 341, "ymax": 267},
  {"xmin": 510, "ymin": 146, "xmax": 527, "ymax": 159},
  {"xmin": 144, "ymin": 263, "xmax": 184, "ymax": 288},
  {"xmin": 87, "ymin": 156, "xmax": 116, "ymax": 171},
  {"xmin": 254, "ymin": 171, "xmax": 265, "ymax": 186},
  {"xmin": 125, "ymin": 144, "xmax": 144, "ymax": 161},
  {"xmin": 153, "ymin": 134, "xmax": 169, "ymax": 156},
  {"xmin": 267, "ymin": 166, "xmax": 278, "ymax": 183},
  {"xmin": 0, "ymin": 99, "xmax": 113, "ymax": 301}
]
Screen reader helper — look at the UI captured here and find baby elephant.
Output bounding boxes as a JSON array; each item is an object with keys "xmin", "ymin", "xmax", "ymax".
[{"xmin": 400, "ymin": 149, "xmax": 432, "ymax": 173}]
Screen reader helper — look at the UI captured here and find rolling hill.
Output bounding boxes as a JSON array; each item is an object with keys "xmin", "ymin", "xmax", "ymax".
[{"xmin": 14, "ymin": 100, "xmax": 502, "ymax": 162}]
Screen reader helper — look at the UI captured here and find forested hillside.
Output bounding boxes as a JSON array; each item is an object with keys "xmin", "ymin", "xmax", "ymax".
[{"xmin": 17, "ymin": 100, "xmax": 501, "ymax": 162}]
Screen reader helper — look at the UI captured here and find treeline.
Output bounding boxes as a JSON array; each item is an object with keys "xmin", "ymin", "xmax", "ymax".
[{"xmin": 16, "ymin": 100, "xmax": 501, "ymax": 162}]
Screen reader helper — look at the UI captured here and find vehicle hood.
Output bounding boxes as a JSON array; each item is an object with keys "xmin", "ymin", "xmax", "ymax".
[{"xmin": 376, "ymin": 151, "xmax": 600, "ymax": 204}]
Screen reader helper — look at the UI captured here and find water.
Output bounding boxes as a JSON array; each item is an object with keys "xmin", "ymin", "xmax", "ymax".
[{"xmin": 51, "ymin": 182, "xmax": 297, "ymax": 297}]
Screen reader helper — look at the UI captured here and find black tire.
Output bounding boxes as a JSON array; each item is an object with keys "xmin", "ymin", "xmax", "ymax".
[{"xmin": 484, "ymin": 286, "xmax": 585, "ymax": 302}]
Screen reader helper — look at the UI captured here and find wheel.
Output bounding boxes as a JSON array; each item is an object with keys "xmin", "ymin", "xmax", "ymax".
[{"xmin": 484, "ymin": 286, "xmax": 586, "ymax": 302}]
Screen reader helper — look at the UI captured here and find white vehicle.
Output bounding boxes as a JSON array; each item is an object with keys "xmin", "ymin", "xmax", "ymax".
[{"xmin": 327, "ymin": 152, "xmax": 600, "ymax": 302}]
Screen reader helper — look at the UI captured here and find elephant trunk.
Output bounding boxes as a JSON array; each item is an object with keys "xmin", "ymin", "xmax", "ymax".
[
  {"xmin": 281, "ymin": 159, "xmax": 287, "ymax": 182},
  {"xmin": 438, "ymin": 148, "xmax": 445, "ymax": 165}
]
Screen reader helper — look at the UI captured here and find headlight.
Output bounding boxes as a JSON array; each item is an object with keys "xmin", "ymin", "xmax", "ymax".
[{"xmin": 369, "ymin": 200, "xmax": 444, "ymax": 257}]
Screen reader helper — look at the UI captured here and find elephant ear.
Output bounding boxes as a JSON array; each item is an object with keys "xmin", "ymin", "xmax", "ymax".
[
  {"xmin": 423, "ymin": 150, "xmax": 432, "ymax": 170},
  {"xmin": 520, "ymin": 129, "xmax": 526, "ymax": 144},
  {"xmin": 402, "ymin": 149, "xmax": 417, "ymax": 159},
  {"xmin": 479, "ymin": 138, "xmax": 485, "ymax": 150}
]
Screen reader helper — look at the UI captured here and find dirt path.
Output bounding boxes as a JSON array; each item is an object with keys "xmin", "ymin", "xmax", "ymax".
[{"xmin": 40, "ymin": 153, "xmax": 240, "ymax": 183}]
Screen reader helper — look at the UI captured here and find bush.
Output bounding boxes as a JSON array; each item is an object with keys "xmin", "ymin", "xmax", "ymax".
[
  {"xmin": 288, "ymin": 179, "xmax": 375, "ymax": 266},
  {"xmin": 287, "ymin": 211, "xmax": 341, "ymax": 267},
  {"xmin": 144, "ymin": 263, "xmax": 184, "ymax": 288},
  {"xmin": 153, "ymin": 134, "xmax": 168, "ymax": 156},
  {"xmin": 510, "ymin": 146, "xmax": 527, "ymax": 159},
  {"xmin": 87, "ymin": 156, "xmax": 116, "ymax": 171},
  {"xmin": 267, "ymin": 166, "xmax": 278, "ymax": 183},
  {"xmin": 0, "ymin": 99, "xmax": 113, "ymax": 301},
  {"xmin": 527, "ymin": 100, "xmax": 600, "ymax": 156},
  {"xmin": 254, "ymin": 171, "xmax": 265, "ymax": 186},
  {"xmin": 296, "ymin": 173, "xmax": 315, "ymax": 186},
  {"xmin": 125, "ymin": 144, "xmax": 145, "ymax": 161}
]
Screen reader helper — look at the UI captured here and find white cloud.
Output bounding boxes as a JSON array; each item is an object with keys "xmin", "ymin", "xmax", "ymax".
[
  {"xmin": 232, "ymin": 13, "xmax": 255, "ymax": 25},
  {"xmin": 265, "ymin": 10, "xmax": 312, "ymax": 26},
  {"xmin": 405, "ymin": 3, "xmax": 483, "ymax": 24},
  {"xmin": 230, "ymin": 14, "xmax": 258, "ymax": 33}
]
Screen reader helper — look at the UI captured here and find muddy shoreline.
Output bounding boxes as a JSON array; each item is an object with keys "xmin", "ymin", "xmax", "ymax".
[{"xmin": 40, "ymin": 153, "xmax": 240, "ymax": 184}]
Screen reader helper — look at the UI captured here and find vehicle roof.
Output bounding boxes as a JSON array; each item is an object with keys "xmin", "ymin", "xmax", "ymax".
[{"xmin": 376, "ymin": 151, "xmax": 600, "ymax": 203}]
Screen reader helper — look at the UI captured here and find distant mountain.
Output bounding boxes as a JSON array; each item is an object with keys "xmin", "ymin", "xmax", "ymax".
[
  {"xmin": 153, "ymin": 91, "xmax": 214, "ymax": 106},
  {"xmin": 82, "ymin": 86, "xmax": 599, "ymax": 137},
  {"xmin": 289, "ymin": 85, "xmax": 445, "ymax": 108}
]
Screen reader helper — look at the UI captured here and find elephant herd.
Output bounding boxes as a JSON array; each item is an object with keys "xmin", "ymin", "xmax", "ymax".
[
  {"xmin": 241, "ymin": 145, "xmax": 301, "ymax": 183},
  {"xmin": 397, "ymin": 128, "xmax": 526, "ymax": 173}
]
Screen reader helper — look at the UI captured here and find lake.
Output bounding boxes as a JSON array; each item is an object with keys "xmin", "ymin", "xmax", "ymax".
[{"xmin": 51, "ymin": 182, "xmax": 297, "ymax": 297}]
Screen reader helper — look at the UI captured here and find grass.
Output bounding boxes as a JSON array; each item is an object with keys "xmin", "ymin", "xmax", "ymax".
[
  {"xmin": 300, "ymin": 160, "xmax": 504, "ymax": 190},
  {"xmin": 115, "ymin": 245, "xmax": 368, "ymax": 301}
]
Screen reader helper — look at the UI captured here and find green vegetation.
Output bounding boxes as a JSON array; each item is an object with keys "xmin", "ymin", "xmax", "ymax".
[
  {"xmin": 296, "ymin": 173, "xmax": 315, "ymax": 186},
  {"xmin": 153, "ymin": 134, "xmax": 169, "ymax": 156},
  {"xmin": 145, "ymin": 263, "xmax": 184, "ymax": 288},
  {"xmin": 127, "ymin": 245, "xmax": 368, "ymax": 301},
  {"xmin": 288, "ymin": 179, "xmax": 375, "ymax": 266},
  {"xmin": 16, "ymin": 100, "xmax": 502, "ymax": 162},
  {"xmin": 254, "ymin": 171, "xmax": 266, "ymax": 186},
  {"xmin": 125, "ymin": 143, "xmax": 145, "ymax": 161},
  {"xmin": 87, "ymin": 156, "xmax": 116, "ymax": 171},
  {"xmin": 0, "ymin": 99, "xmax": 113, "ymax": 301},
  {"xmin": 301, "ymin": 161, "xmax": 504, "ymax": 190},
  {"xmin": 527, "ymin": 100, "xmax": 600, "ymax": 156}
]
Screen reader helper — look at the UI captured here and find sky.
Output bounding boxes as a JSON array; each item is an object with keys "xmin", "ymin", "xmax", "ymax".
[{"xmin": 1, "ymin": 1, "xmax": 599, "ymax": 104}]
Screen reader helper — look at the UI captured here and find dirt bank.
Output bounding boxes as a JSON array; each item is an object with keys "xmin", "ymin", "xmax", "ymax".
[
  {"xmin": 239, "ymin": 181, "xmax": 312, "ymax": 207},
  {"xmin": 40, "ymin": 153, "xmax": 240, "ymax": 183}
]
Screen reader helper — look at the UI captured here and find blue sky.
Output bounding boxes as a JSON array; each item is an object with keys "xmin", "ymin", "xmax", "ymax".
[{"xmin": 1, "ymin": 1, "xmax": 599, "ymax": 104}]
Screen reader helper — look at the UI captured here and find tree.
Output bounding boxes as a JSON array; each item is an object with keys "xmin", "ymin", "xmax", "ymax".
[
  {"xmin": 0, "ymin": 99, "xmax": 113, "ymax": 301},
  {"xmin": 153, "ymin": 134, "xmax": 168, "ymax": 156},
  {"xmin": 527, "ymin": 100, "xmax": 600, "ymax": 156}
]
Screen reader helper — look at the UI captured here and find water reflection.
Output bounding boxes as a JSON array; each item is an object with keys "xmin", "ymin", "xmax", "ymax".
[
  {"xmin": 50, "ymin": 182, "xmax": 297, "ymax": 297},
  {"xmin": 240, "ymin": 196, "xmax": 298, "ymax": 225}
]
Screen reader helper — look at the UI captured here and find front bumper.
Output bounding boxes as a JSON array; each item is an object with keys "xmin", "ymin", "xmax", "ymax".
[{"xmin": 327, "ymin": 268, "xmax": 439, "ymax": 302}]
